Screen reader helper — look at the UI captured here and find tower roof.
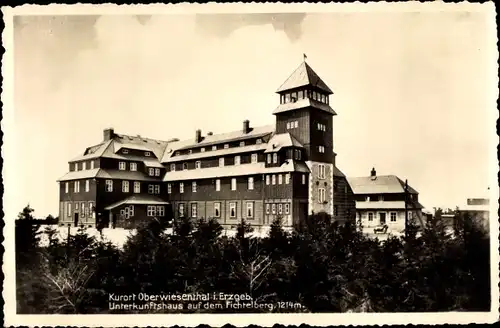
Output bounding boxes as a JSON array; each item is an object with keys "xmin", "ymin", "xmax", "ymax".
[{"xmin": 276, "ymin": 61, "xmax": 333, "ymax": 94}]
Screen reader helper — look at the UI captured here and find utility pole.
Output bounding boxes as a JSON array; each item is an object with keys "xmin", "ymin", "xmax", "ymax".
[{"xmin": 404, "ymin": 179, "xmax": 409, "ymax": 239}]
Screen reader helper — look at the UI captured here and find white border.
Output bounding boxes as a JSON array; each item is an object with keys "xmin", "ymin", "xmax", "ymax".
[{"xmin": 2, "ymin": 2, "xmax": 499, "ymax": 327}]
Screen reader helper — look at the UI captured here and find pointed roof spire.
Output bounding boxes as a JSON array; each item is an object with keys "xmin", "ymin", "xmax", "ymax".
[{"xmin": 276, "ymin": 61, "xmax": 333, "ymax": 94}]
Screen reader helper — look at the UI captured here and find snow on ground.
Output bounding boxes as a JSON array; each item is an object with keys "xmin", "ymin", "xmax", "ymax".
[{"xmin": 37, "ymin": 225, "xmax": 286, "ymax": 249}]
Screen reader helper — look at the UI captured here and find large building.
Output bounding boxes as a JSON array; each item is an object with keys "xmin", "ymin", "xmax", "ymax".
[
  {"xmin": 57, "ymin": 61, "xmax": 355, "ymax": 229},
  {"xmin": 347, "ymin": 168, "xmax": 425, "ymax": 235}
]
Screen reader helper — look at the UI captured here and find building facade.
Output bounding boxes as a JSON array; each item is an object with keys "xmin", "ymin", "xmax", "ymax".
[
  {"xmin": 347, "ymin": 168, "xmax": 425, "ymax": 235},
  {"xmin": 57, "ymin": 62, "xmax": 355, "ymax": 229}
]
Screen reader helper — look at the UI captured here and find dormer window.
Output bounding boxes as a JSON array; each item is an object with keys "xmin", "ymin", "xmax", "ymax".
[
  {"xmin": 219, "ymin": 158, "xmax": 225, "ymax": 167},
  {"xmin": 170, "ymin": 164, "xmax": 175, "ymax": 171},
  {"xmin": 256, "ymin": 139, "xmax": 262, "ymax": 144},
  {"xmin": 188, "ymin": 149, "xmax": 193, "ymax": 154},
  {"xmin": 224, "ymin": 144, "xmax": 229, "ymax": 149},
  {"xmin": 123, "ymin": 149, "xmax": 129, "ymax": 154},
  {"xmin": 119, "ymin": 162, "xmax": 126, "ymax": 170},
  {"xmin": 130, "ymin": 162, "xmax": 137, "ymax": 171},
  {"xmin": 240, "ymin": 141, "xmax": 245, "ymax": 147},
  {"xmin": 212, "ymin": 145, "xmax": 217, "ymax": 151},
  {"xmin": 148, "ymin": 168, "xmax": 155, "ymax": 176},
  {"xmin": 145, "ymin": 151, "xmax": 151, "ymax": 157},
  {"xmin": 272, "ymin": 153, "xmax": 278, "ymax": 164},
  {"xmin": 201, "ymin": 147, "xmax": 205, "ymax": 152},
  {"xmin": 182, "ymin": 163, "xmax": 188, "ymax": 170},
  {"xmin": 298, "ymin": 90, "xmax": 304, "ymax": 98}
]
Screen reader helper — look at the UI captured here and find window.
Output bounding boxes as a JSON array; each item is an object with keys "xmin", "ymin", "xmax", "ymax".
[
  {"xmin": 74, "ymin": 163, "xmax": 79, "ymax": 171},
  {"xmin": 285, "ymin": 173, "xmax": 290, "ymax": 184},
  {"xmin": 148, "ymin": 184, "xmax": 154, "ymax": 194},
  {"xmin": 179, "ymin": 203, "xmax": 185, "ymax": 217},
  {"xmin": 256, "ymin": 139, "xmax": 262, "ymax": 144},
  {"xmin": 272, "ymin": 175, "xmax": 276, "ymax": 185},
  {"xmin": 224, "ymin": 144, "xmax": 229, "ymax": 149},
  {"xmin": 295, "ymin": 149, "xmax": 302, "ymax": 160},
  {"xmin": 251, "ymin": 154, "xmax": 258, "ymax": 163},
  {"xmin": 278, "ymin": 204, "xmax": 283, "ymax": 215},
  {"xmin": 74, "ymin": 181, "xmax": 80, "ymax": 193},
  {"xmin": 318, "ymin": 188, "xmax": 326, "ymax": 203},
  {"xmin": 334, "ymin": 205, "xmax": 338, "ymax": 216},
  {"xmin": 298, "ymin": 90, "xmax": 304, "ymax": 98},
  {"xmin": 145, "ymin": 151, "xmax": 151, "ymax": 157},
  {"xmin": 167, "ymin": 183, "xmax": 172, "ymax": 194},
  {"xmin": 231, "ymin": 178, "xmax": 237, "ymax": 191},
  {"xmin": 123, "ymin": 149, "xmax": 129, "ymax": 154},
  {"xmin": 67, "ymin": 203, "xmax": 71, "ymax": 217},
  {"xmin": 285, "ymin": 203, "xmax": 290, "ymax": 214},
  {"xmin": 75, "ymin": 202, "xmax": 79, "ymax": 211},
  {"xmin": 170, "ymin": 164, "xmax": 176, "ymax": 171},
  {"xmin": 188, "ymin": 150, "xmax": 193, "ymax": 154},
  {"xmin": 272, "ymin": 153, "xmax": 278, "ymax": 164},
  {"xmin": 130, "ymin": 163, "xmax": 137, "ymax": 171},
  {"xmin": 286, "ymin": 122, "xmax": 290, "ymax": 129},
  {"xmin": 157, "ymin": 206, "xmax": 165, "ymax": 217},
  {"xmin": 195, "ymin": 161, "xmax": 201, "ymax": 169},
  {"xmin": 229, "ymin": 202, "xmax": 237, "ymax": 218},
  {"xmin": 83, "ymin": 162, "xmax": 87, "ymax": 170},
  {"xmin": 318, "ymin": 164, "xmax": 326, "ymax": 179},
  {"xmin": 134, "ymin": 182, "xmax": 140, "ymax": 193},
  {"xmin": 214, "ymin": 202, "xmax": 221, "ymax": 217},
  {"xmin": 390, "ymin": 212, "xmax": 397, "ymax": 222},
  {"xmin": 212, "ymin": 145, "xmax": 217, "ymax": 151},
  {"xmin": 234, "ymin": 156, "xmax": 241, "ymax": 165},
  {"xmin": 267, "ymin": 154, "xmax": 272, "ymax": 164},
  {"xmin": 89, "ymin": 202, "xmax": 94, "ymax": 216},
  {"xmin": 179, "ymin": 182, "xmax": 184, "ymax": 193},
  {"xmin": 154, "ymin": 185, "xmax": 160, "ymax": 194},
  {"xmin": 147, "ymin": 206, "xmax": 156, "ymax": 217},
  {"xmin": 201, "ymin": 147, "xmax": 205, "ymax": 152},
  {"xmin": 191, "ymin": 203, "xmax": 198, "ymax": 218},
  {"xmin": 317, "ymin": 123, "xmax": 326, "ymax": 131},
  {"xmin": 278, "ymin": 174, "xmax": 283, "ymax": 184},
  {"xmin": 155, "ymin": 168, "xmax": 160, "ymax": 176},
  {"xmin": 302, "ymin": 174, "xmax": 306, "ymax": 184},
  {"xmin": 81, "ymin": 202, "xmax": 86, "ymax": 218},
  {"xmin": 266, "ymin": 175, "xmax": 270, "ymax": 185},
  {"xmin": 379, "ymin": 195, "xmax": 384, "ymax": 201},
  {"xmin": 246, "ymin": 202, "xmax": 254, "ymax": 218},
  {"xmin": 318, "ymin": 146, "xmax": 325, "ymax": 153},
  {"xmin": 294, "ymin": 121, "xmax": 298, "ymax": 128},
  {"xmin": 122, "ymin": 181, "xmax": 129, "ymax": 193},
  {"xmin": 183, "ymin": 163, "xmax": 188, "ymax": 170},
  {"xmin": 90, "ymin": 160, "xmax": 95, "ymax": 170},
  {"xmin": 266, "ymin": 204, "xmax": 270, "ymax": 214},
  {"xmin": 368, "ymin": 212, "xmax": 374, "ymax": 221},
  {"xmin": 85, "ymin": 180, "xmax": 90, "ymax": 192},
  {"xmin": 65, "ymin": 182, "xmax": 69, "ymax": 193},
  {"xmin": 248, "ymin": 177, "xmax": 254, "ymax": 190},
  {"xmin": 192, "ymin": 181, "xmax": 197, "ymax": 193},
  {"xmin": 149, "ymin": 168, "xmax": 155, "ymax": 176},
  {"xmin": 272, "ymin": 204, "xmax": 276, "ymax": 214},
  {"xmin": 219, "ymin": 158, "xmax": 225, "ymax": 167},
  {"xmin": 215, "ymin": 179, "xmax": 220, "ymax": 191},
  {"xmin": 119, "ymin": 162, "xmax": 126, "ymax": 170},
  {"xmin": 240, "ymin": 141, "xmax": 245, "ymax": 147}
]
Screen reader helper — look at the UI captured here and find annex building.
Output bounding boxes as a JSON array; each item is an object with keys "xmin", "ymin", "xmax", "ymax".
[{"xmin": 57, "ymin": 61, "xmax": 356, "ymax": 229}]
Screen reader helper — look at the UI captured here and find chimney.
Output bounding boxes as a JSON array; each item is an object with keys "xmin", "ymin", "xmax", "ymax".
[
  {"xmin": 103, "ymin": 128, "xmax": 115, "ymax": 141},
  {"xmin": 243, "ymin": 120, "xmax": 250, "ymax": 134},
  {"xmin": 370, "ymin": 167, "xmax": 377, "ymax": 180},
  {"xmin": 195, "ymin": 129, "xmax": 202, "ymax": 143}
]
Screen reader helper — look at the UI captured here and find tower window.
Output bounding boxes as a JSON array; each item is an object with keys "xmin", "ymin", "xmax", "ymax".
[
  {"xmin": 318, "ymin": 146, "xmax": 325, "ymax": 153},
  {"xmin": 298, "ymin": 90, "xmax": 304, "ymax": 99}
]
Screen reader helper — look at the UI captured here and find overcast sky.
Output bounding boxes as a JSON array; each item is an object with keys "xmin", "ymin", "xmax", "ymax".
[{"xmin": 8, "ymin": 8, "xmax": 497, "ymax": 218}]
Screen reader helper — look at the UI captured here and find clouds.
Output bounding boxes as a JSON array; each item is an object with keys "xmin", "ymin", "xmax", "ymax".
[{"xmin": 11, "ymin": 11, "xmax": 495, "ymax": 217}]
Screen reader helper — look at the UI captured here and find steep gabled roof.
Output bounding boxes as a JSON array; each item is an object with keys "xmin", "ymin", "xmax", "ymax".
[
  {"xmin": 276, "ymin": 62, "xmax": 333, "ymax": 94},
  {"xmin": 347, "ymin": 175, "xmax": 419, "ymax": 195},
  {"xmin": 264, "ymin": 132, "xmax": 303, "ymax": 153}
]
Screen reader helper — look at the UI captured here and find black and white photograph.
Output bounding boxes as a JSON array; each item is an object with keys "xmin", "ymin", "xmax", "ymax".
[{"xmin": 2, "ymin": 2, "xmax": 498, "ymax": 327}]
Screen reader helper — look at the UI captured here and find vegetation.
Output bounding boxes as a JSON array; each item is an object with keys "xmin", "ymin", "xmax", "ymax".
[{"xmin": 15, "ymin": 205, "xmax": 490, "ymax": 314}]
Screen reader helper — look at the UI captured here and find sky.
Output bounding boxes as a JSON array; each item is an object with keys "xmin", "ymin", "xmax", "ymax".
[{"xmin": 7, "ymin": 8, "xmax": 497, "ymax": 218}]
